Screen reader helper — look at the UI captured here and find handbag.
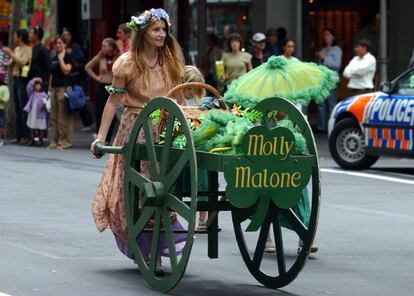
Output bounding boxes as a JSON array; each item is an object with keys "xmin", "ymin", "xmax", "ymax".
[
  {"xmin": 21, "ymin": 61, "xmax": 31, "ymax": 78},
  {"xmin": 66, "ymin": 85, "xmax": 86, "ymax": 111}
]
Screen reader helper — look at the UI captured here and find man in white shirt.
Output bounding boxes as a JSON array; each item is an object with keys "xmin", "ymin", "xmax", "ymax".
[{"xmin": 343, "ymin": 38, "xmax": 376, "ymax": 97}]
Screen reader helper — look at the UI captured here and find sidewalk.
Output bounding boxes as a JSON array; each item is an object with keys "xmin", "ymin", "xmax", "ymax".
[{"xmin": 4, "ymin": 112, "xmax": 329, "ymax": 151}]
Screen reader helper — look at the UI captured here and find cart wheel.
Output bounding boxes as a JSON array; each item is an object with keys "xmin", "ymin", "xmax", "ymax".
[
  {"xmin": 231, "ymin": 97, "xmax": 320, "ymax": 289},
  {"xmin": 124, "ymin": 97, "xmax": 197, "ymax": 292}
]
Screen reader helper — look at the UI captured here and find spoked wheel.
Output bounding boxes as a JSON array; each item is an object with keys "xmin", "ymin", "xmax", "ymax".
[
  {"xmin": 231, "ymin": 97, "xmax": 320, "ymax": 289},
  {"xmin": 123, "ymin": 97, "xmax": 197, "ymax": 292}
]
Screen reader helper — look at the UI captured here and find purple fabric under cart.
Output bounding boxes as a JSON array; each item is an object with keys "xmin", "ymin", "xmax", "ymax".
[{"xmin": 115, "ymin": 219, "xmax": 187, "ymax": 261}]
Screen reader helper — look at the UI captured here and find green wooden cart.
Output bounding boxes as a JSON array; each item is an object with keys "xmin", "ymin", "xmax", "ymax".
[{"xmin": 95, "ymin": 84, "xmax": 320, "ymax": 293}]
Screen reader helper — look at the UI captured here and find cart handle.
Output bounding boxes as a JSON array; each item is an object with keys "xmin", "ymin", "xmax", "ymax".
[
  {"xmin": 166, "ymin": 82, "xmax": 224, "ymax": 103},
  {"xmin": 95, "ymin": 143, "xmax": 128, "ymax": 156}
]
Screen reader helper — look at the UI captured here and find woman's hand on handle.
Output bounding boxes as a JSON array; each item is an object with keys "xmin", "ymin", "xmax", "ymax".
[
  {"xmin": 91, "ymin": 92, "xmax": 122, "ymax": 159},
  {"xmin": 90, "ymin": 138, "xmax": 104, "ymax": 159}
]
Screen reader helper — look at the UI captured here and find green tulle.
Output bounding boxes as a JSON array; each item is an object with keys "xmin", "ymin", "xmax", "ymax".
[{"xmin": 223, "ymin": 56, "xmax": 339, "ymax": 108}]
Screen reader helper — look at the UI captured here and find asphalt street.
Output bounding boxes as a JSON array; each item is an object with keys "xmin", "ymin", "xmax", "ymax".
[{"xmin": 0, "ymin": 136, "xmax": 414, "ymax": 296}]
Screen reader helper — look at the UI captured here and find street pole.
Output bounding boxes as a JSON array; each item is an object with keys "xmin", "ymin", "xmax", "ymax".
[
  {"xmin": 379, "ymin": 0, "xmax": 388, "ymax": 83},
  {"xmin": 5, "ymin": 0, "xmax": 23, "ymax": 139},
  {"xmin": 197, "ymin": 0, "xmax": 206, "ymax": 68},
  {"xmin": 296, "ymin": 0, "xmax": 302, "ymax": 59}
]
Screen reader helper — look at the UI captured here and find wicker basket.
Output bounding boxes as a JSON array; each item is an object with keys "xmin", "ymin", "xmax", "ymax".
[{"xmin": 166, "ymin": 82, "xmax": 226, "ymax": 120}]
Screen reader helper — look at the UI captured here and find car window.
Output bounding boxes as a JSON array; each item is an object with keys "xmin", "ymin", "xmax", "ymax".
[{"xmin": 395, "ymin": 69, "xmax": 414, "ymax": 95}]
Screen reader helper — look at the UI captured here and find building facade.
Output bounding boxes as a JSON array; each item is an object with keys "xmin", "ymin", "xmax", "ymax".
[{"xmin": 5, "ymin": 0, "xmax": 414, "ymax": 98}]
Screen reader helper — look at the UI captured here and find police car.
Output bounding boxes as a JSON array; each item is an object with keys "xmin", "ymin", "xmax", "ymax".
[{"xmin": 328, "ymin": 68, "xmax": 414, "ymax": 170}]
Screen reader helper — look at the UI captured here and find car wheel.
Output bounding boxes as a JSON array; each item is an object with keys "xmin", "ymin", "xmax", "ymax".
[{"xmin": 329, "ymin": 118, "xmax": 379, "ymax": 170}]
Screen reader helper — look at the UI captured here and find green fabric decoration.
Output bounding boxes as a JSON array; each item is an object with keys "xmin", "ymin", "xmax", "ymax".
[
  {"xmin": 279, "ymin": 188, "xmax": 311, "ymax": 229},
  {"xmin": 192, "ymin": 110, "xmax": 254, "ymax": 154},
  {"xmin": 192, "ymin": 110, "xmax": 306, "ymax": 155},
  {"xmin": 223, "ymin": 55, "xmax": 339, "ymax": 108},
  {"xmin": 105, "ymin": 85, "xmax": 127, "ymax": 94}
]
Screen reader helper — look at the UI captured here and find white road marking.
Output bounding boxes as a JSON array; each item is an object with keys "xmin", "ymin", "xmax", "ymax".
[
  {"xmin": 0, "ymin": 293, "xmax": 13, "ymax": 296},
  {"xmin": 321, "ymin": 168, "xmax": 414, "ymax": 185},
  {"xmin": 1, "ymin": 240, "xmax": 127, "ymax": 261}
]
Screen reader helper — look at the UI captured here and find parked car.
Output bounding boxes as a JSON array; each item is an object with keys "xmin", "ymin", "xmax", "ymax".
[{"xmin": 328, "ymin": 67, "xmax": 414, "ymax": 169}]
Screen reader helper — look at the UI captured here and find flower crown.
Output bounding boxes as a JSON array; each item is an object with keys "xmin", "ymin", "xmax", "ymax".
[{"xmin": 127, "ymin": 8, "xmax": 170, "ymax": 31}]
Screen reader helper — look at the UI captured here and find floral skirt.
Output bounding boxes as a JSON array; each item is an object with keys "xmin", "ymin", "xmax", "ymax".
[{"xmin": 92, "ymin": 109, "xmax": 186, "ymax": 259}]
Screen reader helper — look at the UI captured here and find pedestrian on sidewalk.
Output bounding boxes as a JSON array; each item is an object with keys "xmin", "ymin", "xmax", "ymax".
[
  {"xmin": 0, "ymin": 32, "xmax": 9, "ymax": 84},
  {"xmin": 62, "ymin": 27, "xmax": 86, "ymax": 70},
  {"xmin": 222, "ymin": 33, "xmax": 252, "ymax": 92},
  {"xmin": 249, "ymin": 32, "xmax": 270, "ymax": 68},
  {"xmin": 116, "ymin": 23, "xmax": 131, "ymax": 54},
  {"xmin": 0, "ymin": 72, "xmax": 10, "ymax": 146},
  {"xmin": 279, "ymin": 39, "xmax": 303, "ymax": 112},
  {"xmin": 200, "ymin": 33, "xmax": 222, "ymax": 92},
  {"xmin": 280, "ymin": 39, "xmax": 299, "ymax": 61},
  {"xmin": 221, "ymin": 25, "xmax": 234, "ymax": 52},
  {"xmin": 62, "ymin": 27, "xmax": 93, "ymax": 131},
  {"xmin": 23, "ymin": 78, "xmax": 48, "ymax": 146},
  {"xmin": 316, "ymin": 28, "xmax": 342, "ymax": 133},
  {"xmin": 265, "ymin": 27, "xmax": 282, "ymax": 56},
  {"xmin": 3, "ymin": 29, "xmax": 32, "ymax": 145},
  {"xmin": 28, "ymin": 26, "xmax": 50, "ymax": 90},
  {"xmin": 343, "ymin": 38, "xmax": 376, "ymax": 97},
  {"xmin": 85, "ymin": 37, "xmax": 120, "ymax": 144},
  {"xmin": 90, "ymin": 8, "xmax": 187, "ymax": 274},
  {"xmin": 48, "ymin": 36, "xmax": 75, "ymax": 150}
]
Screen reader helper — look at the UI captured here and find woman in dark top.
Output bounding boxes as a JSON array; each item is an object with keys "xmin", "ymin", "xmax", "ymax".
[
  {"xmin": 48, "ymin": 35, "xmax": 75, "ymax": 149},
  {"xmin": 61, "ymin": 27, "xmax": 93, "ymax": 130},
  {"xmin": 61, "ymin": 27, "xmax": 86, "ymax": 67}
]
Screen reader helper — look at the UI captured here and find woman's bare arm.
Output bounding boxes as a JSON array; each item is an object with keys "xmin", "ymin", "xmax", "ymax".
[{"xmin": 90, "ymin": 93, "xmax": 122, "ymax": 157}]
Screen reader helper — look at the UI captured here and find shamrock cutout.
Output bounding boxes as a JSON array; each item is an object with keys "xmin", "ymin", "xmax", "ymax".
[{"xmin": 223, "ymin": 126, "xmax": 314, "ymax": 231}]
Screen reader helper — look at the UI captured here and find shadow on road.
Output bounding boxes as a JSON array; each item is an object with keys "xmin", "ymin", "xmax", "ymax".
[
  {"xmin": 371, "ymin": 167, "xmax": 414, "ymax": 175},
  {"xmin": 95, "ymin": 268, "xmax": 143, "ymax": 288},
  {"xmin": 95, "ymin": 268, "xmax": 298, "ymax": 295},
  {"xmin": 173, "ymin": 280, "xmax": 297, "ymax": 296}
]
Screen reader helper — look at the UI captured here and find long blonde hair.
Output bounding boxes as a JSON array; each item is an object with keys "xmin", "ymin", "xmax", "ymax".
[
  {"xmin": 183, "ymin": 65, "xmax": 205, "ymax": 98},
  {"xmin": 130, "ymin": 18, "xmax": 184, "ymax": 89}
]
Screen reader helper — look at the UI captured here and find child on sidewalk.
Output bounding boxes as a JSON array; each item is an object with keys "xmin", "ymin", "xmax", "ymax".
[
  {"xmin": 0, "ymin": 72, "xmax": 10, "ymax": 146},
  {"xmin": 24, "ymin": 77, "xmax": 48, "ymax": 146}
]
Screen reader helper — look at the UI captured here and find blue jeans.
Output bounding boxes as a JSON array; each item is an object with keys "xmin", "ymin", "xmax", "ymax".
[
  {"xmin": 317, "ymin": 89, "xmax": 337, "ymax": 132},
  {"xmin": 13, "ymin": 77, "xmax": 30, "ymax": 140}
]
